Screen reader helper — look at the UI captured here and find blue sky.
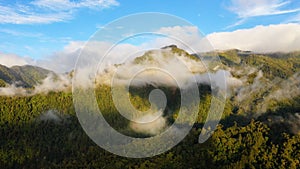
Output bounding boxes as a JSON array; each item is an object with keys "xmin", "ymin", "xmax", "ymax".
[{"xmin": 0, "ymin": 0, "xmax": 300, "ymax": 61}]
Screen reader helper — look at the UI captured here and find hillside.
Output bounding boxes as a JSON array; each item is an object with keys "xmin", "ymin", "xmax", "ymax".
[
  {"xmin": 0, "ymin": 64, "xmax": 53, "ymax": 88},
  {"xmin": 214, "ymin": 49, "xmax": 300, "ymax": 117},
  {"xmin": 218, "ymin": 49, "xmax": 300, "ymax": 79}
]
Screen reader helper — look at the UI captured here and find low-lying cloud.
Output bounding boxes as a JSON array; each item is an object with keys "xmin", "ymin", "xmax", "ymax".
[
  {"xmin": 34, "ymin": 73, "xmax": 71, "ymax": 93},
  {"xmin": 0, "ymin": 73, "xmax": 71, "ymax": 96},
  {"xmin": 96, "ymin": 49, "xmax": 207, "ymax": 87},
  {"xmin": 0, "ymin": 84, "xmax": 27, "ymax": 96},
  {"xmin": 39, "ymin": 110, "xmax": 62, "ymax": 123},
  {"xmin": 129, "ymin": 110, "xmax": 167, "ymax": 135}
]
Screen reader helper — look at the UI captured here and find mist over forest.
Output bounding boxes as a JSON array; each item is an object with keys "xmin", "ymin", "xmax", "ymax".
[{"xmin": 0, "ymin": 45, "xmax": 299, "ymax": 168}]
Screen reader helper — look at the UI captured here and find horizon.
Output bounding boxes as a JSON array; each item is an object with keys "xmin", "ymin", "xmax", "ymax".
[{"xmin": 1, "ymin": 46, "xmax": 300, "ymax": 70}]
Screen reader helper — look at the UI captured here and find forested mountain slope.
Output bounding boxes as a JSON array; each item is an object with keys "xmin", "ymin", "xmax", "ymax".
[{"xmin": 0, "ymin": 46, "xmax": 300, "ymax": 168}]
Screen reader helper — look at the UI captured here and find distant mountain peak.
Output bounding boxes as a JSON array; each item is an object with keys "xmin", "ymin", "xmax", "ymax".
[
  {"xmin": 133, "ymin": 45, "xmax": 199, "ymax": 65},
  {"xmin": 161, "ymin": 44, "xmax": 178, "ymax": 49}
]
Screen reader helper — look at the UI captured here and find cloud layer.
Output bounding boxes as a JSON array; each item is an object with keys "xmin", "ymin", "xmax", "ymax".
[{"xmin": 208, "ymin": 23, "xmax": 300, "ymax": 52}]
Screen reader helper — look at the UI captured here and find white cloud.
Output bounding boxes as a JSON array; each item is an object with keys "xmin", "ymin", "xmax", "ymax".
[
  {"xmin": 31, "ymin": 0, "xmax": 77, "ymax": 11},
  {"xmin": 135, "ymin": 26, "xmax": 214, "ymax": 53},
  {"xmin": 154, "ymin": 26, "xmax": 206, "ymax": 52},
  {"xmin": 207, "ymin": 23, "xmax": 300, "ymax": 52},
  {"xmin": 130, "ymin": 110, "xmax": 166, "ymax": 135},
  {"xmin": 0, "ymin": 52, "xmax": 34, "ymax": 67},
  {"xmin": 0, "ymin": 84, "xmax": 27, "ymax": 96},
  {"xmin": 226, "ymin": 0, "xmax": 300, "ymax": 28},
  {"xmin": 39, "ymin": 110, "xmax": 63, "ymax": 123},
  {"xmin": 36, "ymin": 41, "xmax": 83, "ymax": 73},
  {"xmin": 152, "ymin": 24, "xmax": 300, "ymax": 53},
  {"xmin": 33, "ymin": 73, "xmax": 71, "ymax": 94},
  {"xmin": 0, "ymin": 0, "xmax": 119, "ymax": 24},
  {"xmin": 0, "ymin": 5, "xmax": 71, "ymax": 24},
  {"xmin": 228, "ymin": 0, "xmax": 300, "ymax": 18},
  {"xmin": 286, "ymin": 13, "xmax": 300, "ymax": 23},
  {"xmin": 31, "ymin": 0, "xmax": 119, "ymax": 11}
]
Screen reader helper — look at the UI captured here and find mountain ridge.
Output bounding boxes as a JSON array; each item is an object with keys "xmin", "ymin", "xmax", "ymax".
[{"xmin": 0, "ymin": 64, "xmax": 53, "ymax": 88}]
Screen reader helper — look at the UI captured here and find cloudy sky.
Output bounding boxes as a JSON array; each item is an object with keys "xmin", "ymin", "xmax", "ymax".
[{"xmin": 0, "ymin": 0, "xmax": 300, "ymax": 72}]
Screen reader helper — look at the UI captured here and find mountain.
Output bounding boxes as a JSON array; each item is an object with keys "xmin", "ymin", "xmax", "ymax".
[
  {"xmin": 96, "ymin": 45, "xmax": 300, "ymax": 128},
  {"xmin": 0, "ymin": 64, "xmax": 53, "ymax": 88}
]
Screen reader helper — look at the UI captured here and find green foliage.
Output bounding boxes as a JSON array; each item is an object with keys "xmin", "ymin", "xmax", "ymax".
[
  {"xmin": 0, "ymin": 79, "xmax": 6, "ymax": 87},
  {"xmin": 205, "ymin": 121, "xmax": 277, "ymax": 168},
  {"xmin": 219, "ymin": 49, "xmax": 241, "ymax": 66},
  {"xmin": 246, "ymin": 71, "xmax": 257, "ymax": 84},
  {"xmin": 133, "ymin": 51, "xmax": 155, "ymax": 64},
  {"xmin": 217, "ymin": 50, "xmax": 300, "ymax": 80},
  {"xmin": 0, "ymin": 84, "xmax": 299, "ymax": 168},
  {"xmin": 242, "ymin": 54, "xmax": 294, "ymax": 79}
]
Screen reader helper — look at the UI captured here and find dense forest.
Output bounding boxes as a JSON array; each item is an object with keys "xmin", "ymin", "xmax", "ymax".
[{"xmin": 1, "ymin": 47, "xmax": 300, "ymax": 168}]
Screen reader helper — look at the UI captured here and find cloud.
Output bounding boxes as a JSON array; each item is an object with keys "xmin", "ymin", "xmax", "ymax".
[
  {"xmin": 0, "ymin": 73, "xmax": 71, "ymax": 96},
  {"xmin": 0, "ymin": 5, "xmax": 71, "ymax": 24},
  {"xmin": 96, "ymin": 48, "xmax": 207, "ymax": 87},
  {"xmin": 147, "ymin": 24, "xmax": 300, "ymax": 53},
  {"xmin": 151, "ymin": 26, "xmax": 214, "ymax": 53},
  {"xmin": 36, "ymin": 41, "xmax": 84, "ymax": 73},
  {"xmin": 0, "ymin": 52, "xmax": 34, "ymax": 67},
  {"xmin": 207, "ymin": 23, "xmax": 300, "ymax": 52},
  {"xmin": 228, "ymin": 0, "xmax": 300, "ymax": 18},
  {"xmin": 37, "ymin": 40, "xmax": 140, "ymax": 73},
  {"xmin": 31, "ymin": 0, "xmax": 119, "ymax": 11},
  {"xmin": 95, "ymin": 48, "xmax": 238, "ymax": 98},
  {"xmin": 0, "ymin": 84, "xmax": 27, "ymax": 96},
  {"xmin": 265, "ymin": 72, "xmax": 300, "ymax": 104},
  {"xmin": 39, "ymin": 110, "xmax": 63, "ymax": 123},
  {"xmin": 130, "ymin": 110, "xmax": 167, "ymax": 135},
  {"xmin": 0, "ymin": 0, "xmax": 119, "ymax": 24},
  {"xmin": 33, "ymin": 73, "xmax": 71, "ymax": 94},
  {"xmin": 225, "ymin": 0, "xmax": 300, "ymax": 28}
]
